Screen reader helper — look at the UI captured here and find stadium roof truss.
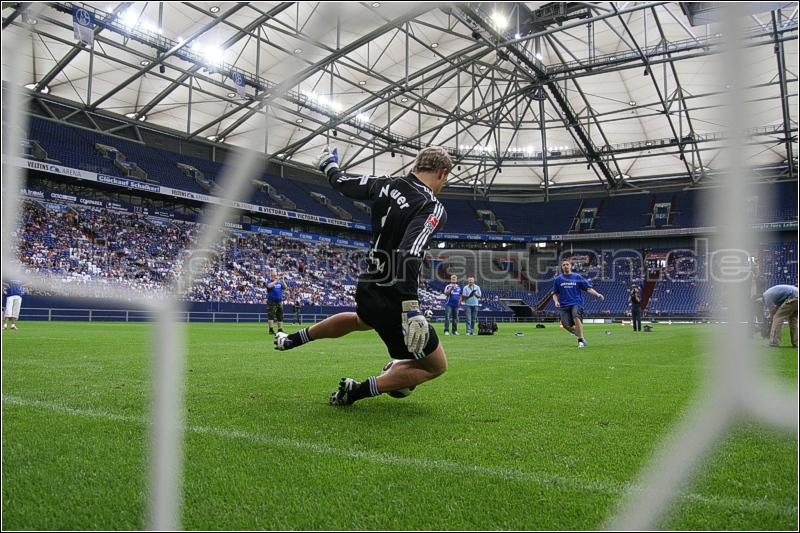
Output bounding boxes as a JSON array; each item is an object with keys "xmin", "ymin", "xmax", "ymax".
[{"xmin": 3, "ymin": 1, "xmax": 798, "ymax": 199}]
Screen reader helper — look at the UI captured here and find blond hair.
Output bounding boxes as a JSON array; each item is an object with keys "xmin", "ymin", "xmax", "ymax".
[{"xmin": 413, "ymin": 146, "xmax": 453, "ymax": 174}]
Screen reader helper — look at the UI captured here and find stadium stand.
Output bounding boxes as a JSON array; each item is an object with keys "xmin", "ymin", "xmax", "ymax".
[
  {"xmin": 437, "ymin": 198, "xmax": 491, "ymax": 234},
  {"xmin": 16, "ymin": 201, "xmax": 367, "ymax": 305},
  {"xmin": 488, "ymin": 198, "xmax": 583, "ymax": 236},
  {"xmin": 12, "ymin": 193, "xmax": 798, "ymax": 318},
  {"xmin": 15, "ymin": 118, "xmax": 798, "ymax": 319},
  {"xmin": 24, "ymin": 117, "xmax": 799, "ymax": 240},
  {"xmin": 592, "ymin": 194, "xmax": 655, "ymax": 233},
  {"xmin": 759, "ymin": 241, "xmax": 798, "ymax": 287}
]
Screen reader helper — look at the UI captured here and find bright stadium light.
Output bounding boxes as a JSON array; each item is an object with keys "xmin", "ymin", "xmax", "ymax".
[
  {"xmin": 121, "ymin": 9, "xmax": 139, "ymax": 30},
  {"xmin": 305, "ymin": 91, "xmax": 342, "ymax": 113},
  {"xmin": 205, "ymin": 47, "xmax": 224, "ymax": 65},
  {"xmin": 24, "ymin": 83, "xmax": 49, "ymax": 94},
  {"xmin": 491, "ymin": 12, "xmax": 508, "ymax": 29}
]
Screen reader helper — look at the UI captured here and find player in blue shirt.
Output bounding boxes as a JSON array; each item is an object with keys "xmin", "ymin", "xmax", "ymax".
[
  {"xmin": 762, "ymin": 284, "xmax": 798, "ymax": 347},
  {"xmin": 3, "ymin": 279, "xmax": 27, "ymax": 331},
  {"xmin": 552, "ymin": 259, "xmax": 604, "ymax": 348},
  {"xmin": 443, "ymin": 274, "xmax": 462, "ymax": 335},
  {"xmin": 266, "ymin": 270, "xmax": 285, "ymax": 335}
]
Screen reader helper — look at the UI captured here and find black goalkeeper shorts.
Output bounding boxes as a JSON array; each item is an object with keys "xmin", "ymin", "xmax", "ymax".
[{"xmin": 355, "ymin": 281, "xmax": 440, "ymax": 360}]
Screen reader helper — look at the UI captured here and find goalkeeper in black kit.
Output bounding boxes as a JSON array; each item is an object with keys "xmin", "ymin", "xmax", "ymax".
[{"xmin": 274, "ymin": 145, "xmax": 452, "ymax": 406}]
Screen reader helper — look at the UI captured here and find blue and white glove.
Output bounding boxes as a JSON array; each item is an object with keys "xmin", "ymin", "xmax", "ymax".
[
  {"xmin": 313, "ymin": 145, "xmax": 339, "ymax": 175},
  {"xmin": 402, "ymin": 300, "xmax": 429, "ymax": 353}
]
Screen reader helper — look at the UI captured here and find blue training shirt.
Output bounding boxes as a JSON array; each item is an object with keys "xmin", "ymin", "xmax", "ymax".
[
  {"xmin": 267, "ymin": 280, "xmax": 283, "ymax": 302},
  {"xmin": 6, "ymin": 280, "xmax": 23, "ymax": 297},
  {"xmin": 552, "ymin": 273, "xmax": 592, "ymax": 308}
]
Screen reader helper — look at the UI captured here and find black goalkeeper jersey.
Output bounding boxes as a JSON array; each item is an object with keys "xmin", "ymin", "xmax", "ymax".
[{"xmin": 326, "ymin": 167, "xmax": 447, "ymax": 301}]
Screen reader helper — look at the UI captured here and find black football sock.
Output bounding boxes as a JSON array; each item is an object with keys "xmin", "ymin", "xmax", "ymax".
[
  {"xmin": 288, "ymin": 328, "xmax": 313, "ymax": 347},
  {"xmin": 348, "ymin": 376, "xmax": 380, "ymax": 403}
]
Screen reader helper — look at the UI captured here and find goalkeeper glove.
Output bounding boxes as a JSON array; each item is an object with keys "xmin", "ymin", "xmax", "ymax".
[
  {"xmin": 313, "ymin": 145, "xmax": 339, "ymax": 175},
  {"xmin": 402, "ymin": 300, "xmax": 429, "ymax": 353}
]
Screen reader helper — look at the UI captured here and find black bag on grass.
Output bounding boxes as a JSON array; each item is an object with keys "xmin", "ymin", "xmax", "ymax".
[{"xmin": 478, "ymin": 321, "xmax": 498, "ymax": 335}]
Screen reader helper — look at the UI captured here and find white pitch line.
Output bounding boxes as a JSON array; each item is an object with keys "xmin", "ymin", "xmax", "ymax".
[{"xmin": 2, "ymin": 394, "xmax": 796, "ymax": 518}]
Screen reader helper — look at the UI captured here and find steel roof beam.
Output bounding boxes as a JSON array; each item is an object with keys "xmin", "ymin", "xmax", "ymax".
[
  {"xmin": 455, "ymin": 3, "xmax": 619, "ymax": 189},
  {"xmin": 772, "ymin": 9, "xmax": 797, "ymax": 179},
  {"xmin": 87, "ymin": 2, "xmax": 249, "ymax": 111},
  {"xmin": 541, "ymin": 32, "xmax": 620, "ymax": 188},
  {"xmin": 208, "ymin": 3, "xmax": 443, "ymax": 143},
  {"xmin": 131, "ymin": 3, "xmax": 293, "ymax": 121},
  {"xmin": 11, "ymin": 17, "xmax": 262, "ymax": 128},
  {"xmin": 2, "ymin": 1, "xmax": 32, "ymax": 30},
  {"xmin": 270, "ymin": 36, "xmax": 492, "ymax": 160},
  {"xmin": 646, "ymin": 7, "xmax": 703, "ymax": 183},
  {"xmin": 31, "ymin": 2, "xmax": 134, "ymax": 93}
]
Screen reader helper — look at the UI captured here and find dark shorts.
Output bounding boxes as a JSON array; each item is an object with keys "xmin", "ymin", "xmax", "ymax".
[
  {"xmin": 559, "ymin": 305, "xmax": 584, "ymax": 328},
  {"xmin": 267, "ymin": 300, "xmax": 283, "ymax": 321},
  {"xmin": 355, "ymin": 282, "xmax": 440, "ymax": 360}
]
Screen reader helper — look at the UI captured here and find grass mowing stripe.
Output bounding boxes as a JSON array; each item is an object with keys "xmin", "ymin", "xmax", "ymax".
[{"xmin": 4, "ymin": 393, "xmax": 795, "ymax": 518}]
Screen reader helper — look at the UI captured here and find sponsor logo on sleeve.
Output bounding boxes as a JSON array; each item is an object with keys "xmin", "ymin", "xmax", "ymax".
[{"xmin": 424, "ymin": 213, "xmax": 439, "ymax": 231}]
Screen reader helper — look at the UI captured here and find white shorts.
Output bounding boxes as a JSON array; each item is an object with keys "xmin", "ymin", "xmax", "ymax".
[{"xmin": 5, "ymin": 295, "xmax": 22, "ymax": 319}]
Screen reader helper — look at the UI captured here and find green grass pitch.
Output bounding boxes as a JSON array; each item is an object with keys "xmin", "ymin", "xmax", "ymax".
[{"xmin": 2, "ymin": 321, "xmax": 797, "ymax": 530}]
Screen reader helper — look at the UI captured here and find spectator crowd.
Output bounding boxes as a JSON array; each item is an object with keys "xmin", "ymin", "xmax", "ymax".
[
  {"xmin": 11, "ymin": 201, "xmax": 797, "ymax": 316},
  {"xmin": 15, "ymin": 202, "xmax": 369, "ymax": 306}
]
